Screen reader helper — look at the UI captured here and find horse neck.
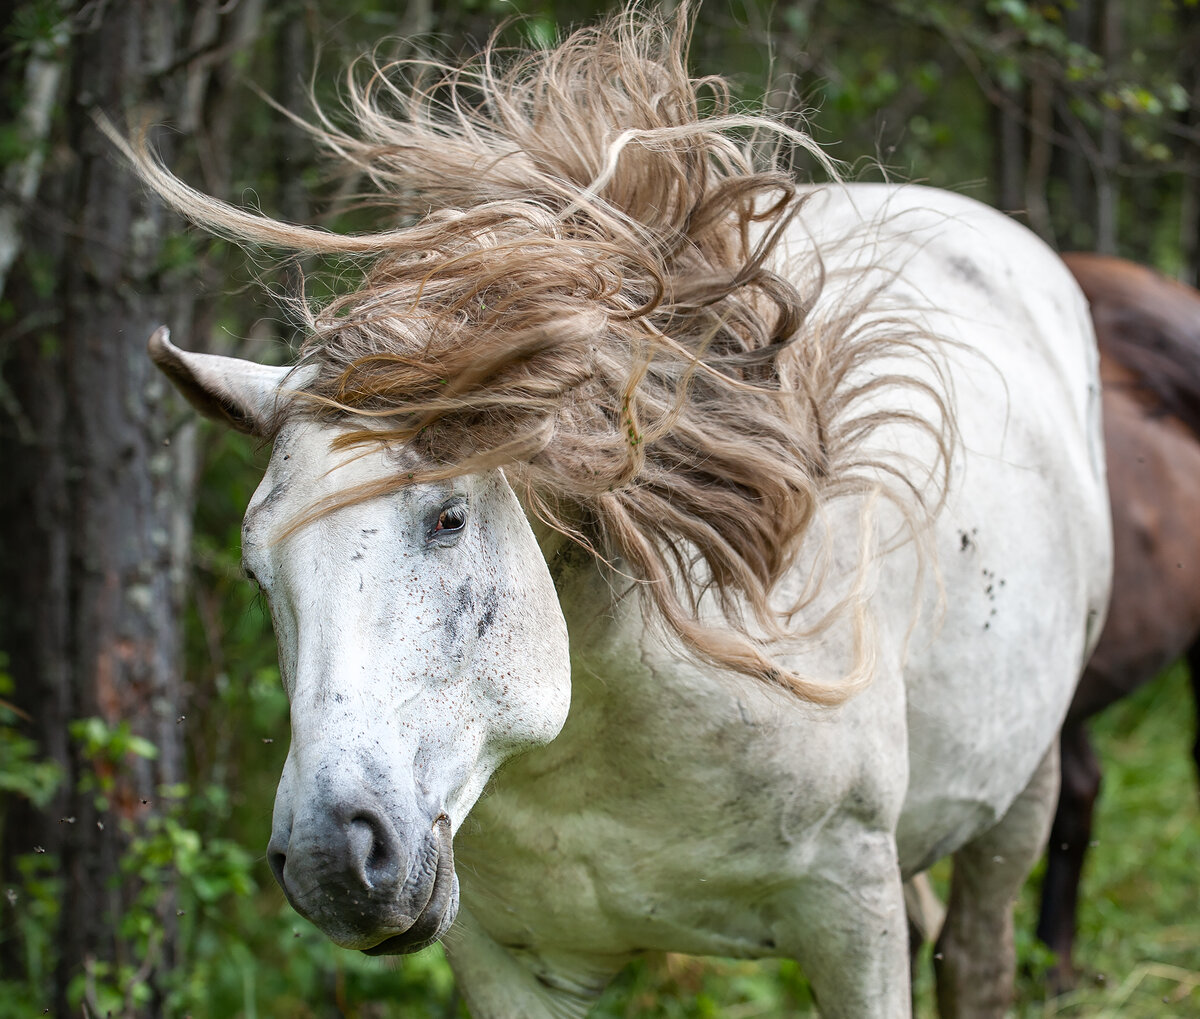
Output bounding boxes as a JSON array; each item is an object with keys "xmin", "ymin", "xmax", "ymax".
[{"xmin": 528, "ymin": 514, "xmax": 665, "ymax": 697}]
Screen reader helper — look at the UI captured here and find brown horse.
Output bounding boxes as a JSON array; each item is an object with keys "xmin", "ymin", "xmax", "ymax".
[{"xmin": 1037, "ymin": 253, "xmax": 1200, "ymax": 990}]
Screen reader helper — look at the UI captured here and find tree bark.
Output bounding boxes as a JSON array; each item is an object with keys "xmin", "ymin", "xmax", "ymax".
[
  {"xmin": 0, "ymin": 2, "xmax": 253, "ymax": 1013},
  {"xmin": 1178, "ymin": 0, "xmax": 1200, "ymax": 285},
  {"xmin": 988, "ymin": 6, "xmax": 1026, "ymax": 218},
  {"xmin": 0, "ymin": 32, "xmax": 66, "ymax": 303},
  {"xmin": 1024, "ymin": 60, "xmax": 1054, "ymax": 242},
  {"xmin": 991, "ymin": 84, "xmax": 1026, "ymax": 216},
  {"xmin": 1060, "ymin": 0, "xmax": 1097, "ymax": 250},
  {"xmin": 1095, "ymin": 0, "xmax": 1122, "ymax": 254}
]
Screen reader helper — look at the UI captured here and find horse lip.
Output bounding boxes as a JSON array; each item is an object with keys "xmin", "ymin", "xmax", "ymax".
[{"xmin": 361, "ymin": 813, "xmax": 458, "ymax": 956}]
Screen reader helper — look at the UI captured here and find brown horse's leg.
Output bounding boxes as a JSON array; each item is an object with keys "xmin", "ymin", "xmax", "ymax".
[
  {"xmin": 1036, "ymin": 721, "xmax": 1100, "ymax": 994},
  {"xmin": 1188, "ymin": 640, "xmax": 1200, "ymax": 794},
  {"xmin": 934, "ymin": 745, "xmax": 1059, "ymax": 1019}
]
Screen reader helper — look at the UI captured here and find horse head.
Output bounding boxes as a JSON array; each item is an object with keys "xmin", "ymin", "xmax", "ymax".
[{"xmin": 150, "ymin": 327, "xmax": 571, "ymax": 953}]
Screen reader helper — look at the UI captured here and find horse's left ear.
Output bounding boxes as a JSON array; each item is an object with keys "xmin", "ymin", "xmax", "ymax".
[{"xmin": 148, "ymin": 326, "xmax": 303, "ymax": 437}]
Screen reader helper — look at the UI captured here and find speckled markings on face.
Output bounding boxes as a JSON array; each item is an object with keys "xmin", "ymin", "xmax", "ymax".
[{"xmin": 233, "ymin": 417, "xmax": 572, "ymax": 954}]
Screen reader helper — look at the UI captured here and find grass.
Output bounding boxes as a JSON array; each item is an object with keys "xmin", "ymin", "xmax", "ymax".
[
  {"xmin": 589, "ymin": 663, "xmax": 1200, "ymax": 1018},
  {"xmin": 1015, "ymin": 662, "xmax": 1200, "ymax": 1017}
]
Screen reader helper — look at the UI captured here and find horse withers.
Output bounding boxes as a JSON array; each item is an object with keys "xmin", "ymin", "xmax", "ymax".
[{"xmin": 126, "ymin": 11, "xmax": 1110, "ymax": 1017}]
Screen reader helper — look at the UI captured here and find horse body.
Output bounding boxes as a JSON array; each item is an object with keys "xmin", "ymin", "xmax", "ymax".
[
  {"xmin": 152, "ymin": 183, "xmax": 1111, "ymax": 1017},
  {"xmin": 1037, "ymin": 253, "xmax": 1200, "ymax": 990},
  {"xmin": 432, "ymin": 183, "xmax": 1110, "ymax": 1018},
  {"xmin": 129, "ymin": 13, "xmax": 1110, "ymax": 1014},
  {"xmin": 1084, "ymin": 352, "xmax": 1200, "ymax": 708}
]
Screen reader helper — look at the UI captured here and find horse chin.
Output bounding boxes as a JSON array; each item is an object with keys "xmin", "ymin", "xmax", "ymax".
[
  {"xmin": 361, "ymin": 818, "xmax": 460, "ymax": 956},
  {"xmin": 360, "ymin": 879, "xmax": 460, "ymax": 956}
]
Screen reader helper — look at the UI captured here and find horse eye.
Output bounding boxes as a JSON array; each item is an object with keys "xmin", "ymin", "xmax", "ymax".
[{"xmin": 433, "ymin": 504, "xmax": 468, "ymax": 536}]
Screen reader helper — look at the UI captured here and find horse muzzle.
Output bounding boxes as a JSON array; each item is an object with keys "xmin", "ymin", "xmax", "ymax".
[{"xmin": 269, "ymin": 808, "xmax": 459, "ymax": 954}]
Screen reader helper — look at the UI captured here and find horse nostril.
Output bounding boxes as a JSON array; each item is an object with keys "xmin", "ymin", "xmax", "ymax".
[
  {"xmin": 268, "ymin": 846, "xmax": 287, "ymax": 890},
  {"xmin": 348, "ymin": 811, "xmax": 399, "ymax": 888}
]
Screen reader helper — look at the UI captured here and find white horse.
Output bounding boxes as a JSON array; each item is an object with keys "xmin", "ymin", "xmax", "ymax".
[{"xmin": 130, "ymin": 12, "xmax": 1110, "ymax": 1018}]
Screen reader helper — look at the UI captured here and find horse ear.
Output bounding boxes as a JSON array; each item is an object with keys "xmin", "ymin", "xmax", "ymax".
[{"xmin": 148, "ymin": 326, "xmax": 303, "ymax": 437}]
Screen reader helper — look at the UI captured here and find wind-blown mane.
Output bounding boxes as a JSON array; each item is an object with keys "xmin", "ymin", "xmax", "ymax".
[{"xmin": 109, "ymin": 7, "xmax": 951, "ymax": 703}]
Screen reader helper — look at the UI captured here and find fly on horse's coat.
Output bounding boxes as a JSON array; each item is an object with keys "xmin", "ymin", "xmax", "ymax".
[{"xmin": 112, "ymin": 8, "xmax": 1111, "ymax": 1017}]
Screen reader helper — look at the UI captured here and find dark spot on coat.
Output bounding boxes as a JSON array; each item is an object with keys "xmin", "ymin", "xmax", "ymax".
[
  {"xmin": 440, "ymin": 581, "xmax": 502, "ymax": 647},
  {"xmin": 476, "ymin": 589, "xmax": 499, "ymax": 638},
  {"xmin": 947, "ymin": 255, "xmax": 991, "ymax": 295}
]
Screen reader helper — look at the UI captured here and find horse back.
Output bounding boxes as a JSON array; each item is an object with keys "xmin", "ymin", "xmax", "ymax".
[
  {"xmin": 790, "ymin": 185, "xmax": 1112, "ymax": 870},
  {"xmin": 1064, "ymin": 252, "xmax": 1200, "ymax": 439}
]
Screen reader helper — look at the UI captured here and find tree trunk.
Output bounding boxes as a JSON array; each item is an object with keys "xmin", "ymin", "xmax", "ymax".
[
  {"xmin": 992, "ymin": 86, "xmax": 1026, "ymax": 215},
  {"xmin": 1024, "ymin": 60, "xmax": 1054, "ymax": 243},
  {"xmin": 989, "ymin": 5, "xmax": 1026, "ymax": 218},
  {"xmin": 1095, "ymin": 0, "xmax": 1122, "ymax": 254},
  {"xmin": 1179, "ymin": 0, "xmax": 1200, "ymax": 285},
  {"xmin": 1060, "ymin": 0, "xmax": 1097, "ymax": 251},
  {"xmin": 0, "ymin": 2, "xmax": 254, "ymax": 1013}
]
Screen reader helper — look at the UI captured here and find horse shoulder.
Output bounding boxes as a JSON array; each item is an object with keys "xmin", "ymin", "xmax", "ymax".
[{"xmin": 454, "ymin": 557, "xmax": 911, "ymax": 963}]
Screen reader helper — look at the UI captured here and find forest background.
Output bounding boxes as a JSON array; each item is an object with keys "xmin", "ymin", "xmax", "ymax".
[{"xmin": 1, "ymin": 0, "xmax": 1198, "ymax": 1016}]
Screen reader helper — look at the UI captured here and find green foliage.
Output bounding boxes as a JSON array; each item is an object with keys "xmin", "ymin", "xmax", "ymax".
[
  {"xmin": 0, "ymin": 122, "xmax": 31, "ymax": 166},
  {"xmin": 22, "ymin": 249, "xmax": 60, "ymax": 301},
  {"xmin": 156, "ymin": 232, "xmax": 204, "ymax": 278},
  {"xmin": 69, "ymin": 716, "xmax": 158, "ymax": 812},
  {"xmin": 172, "ymin": 904, "xmax": 463, "ymax": 1018},
  {"xmin": 0, "ymin": 850, "xmax": 62, "ymax": 1014},
  {"xmin": 594, "ymin": 956, "xmax": 816, "ymax": 1018},
  {"xmin": 95, "ymin": 783, "xmax": 260, "ymax": 1017},
  {"xmin": 71, "ymin": 716, "xmax": 159, "ymax": 765},
  {"xmin": 3, "ymin": 0, "xmax": 69, "ymax": 57},
  {"xmin": 1028, "ymin": 664, "xmax": 1200, "ymax": 1016},
  {"xmin": 0, "ymin": 661, "xmax": 61, "ymax": 808},
  {"xmin": 0, "ymin": 654, "xmax": 63, "ymax": 1014}
]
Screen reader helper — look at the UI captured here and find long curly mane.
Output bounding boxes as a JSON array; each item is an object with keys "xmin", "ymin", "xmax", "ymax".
[{"xmin": 111, "ymin": 6, "xmax": 951, "ymax": 704}]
